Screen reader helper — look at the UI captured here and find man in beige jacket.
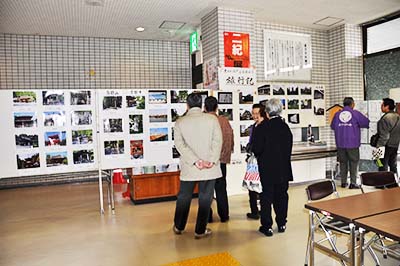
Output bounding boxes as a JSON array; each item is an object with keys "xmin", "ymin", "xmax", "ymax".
[{"xmin": 173, "ymin": 93, "xmax": 223, "ymax": 239}]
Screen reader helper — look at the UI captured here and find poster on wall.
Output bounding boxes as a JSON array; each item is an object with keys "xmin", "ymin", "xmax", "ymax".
[
  {"xmin": 264, "ymin": 30, "xmax": 312, "ymax": 81},
  {"xmin": 224, "ymin": 32, "xmax": 250, "ymax": 68},
  {"xmin": 203, "ymin": 57, "xmax": 219, "ymax": 90}
]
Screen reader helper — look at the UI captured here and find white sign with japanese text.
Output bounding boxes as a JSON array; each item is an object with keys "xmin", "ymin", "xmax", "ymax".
[{"xmin": 218, "ymin": 67, "xmax": 257, "ymax": 91}]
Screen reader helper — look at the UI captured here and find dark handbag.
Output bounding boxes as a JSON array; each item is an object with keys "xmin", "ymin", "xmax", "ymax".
[{"xmin": 370, "ymin": 133, "xmax": 379, "ymax": 147}]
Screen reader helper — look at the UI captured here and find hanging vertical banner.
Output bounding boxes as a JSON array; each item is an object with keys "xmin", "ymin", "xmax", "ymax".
[{"xmin": 224, "ymin": 32, "xmax": 250, "ymax": 68}]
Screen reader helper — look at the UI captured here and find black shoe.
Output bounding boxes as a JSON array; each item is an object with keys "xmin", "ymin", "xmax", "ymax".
[
  {"xmin": 259, "ymin": 226, "xmax": 273, "ymax": 237},
  {"xmin": 341, "ymin": 183, "xmax": 348, "ymax": 188},
  {"xmin": 247, "ymin": 213, "xmax": 260, "ymax": 219},
  {"xmin": 349, "ymin": 184, "xmax": 360, "ymax": 189},
  {"xmin": 278, "ymin": 225, "xmax": 286, "ymax": 233},
  {"xmin": 220, "ymin": 217, "xmax": 229, "ymax": 223}
]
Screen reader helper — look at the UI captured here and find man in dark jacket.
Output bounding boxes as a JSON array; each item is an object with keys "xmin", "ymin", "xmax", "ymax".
[
  {"xmin": 252, "ymin": 98, "xmax": 293, "ymax": 237},
  {"xmin": 376, "ymin": 98, "xmax": 400, "ymax": 175}
]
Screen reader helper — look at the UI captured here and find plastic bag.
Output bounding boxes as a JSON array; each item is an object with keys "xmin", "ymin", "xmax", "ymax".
[{"xmin": 242, "ymin": 153, "xmax": 262, "ymax": 193}]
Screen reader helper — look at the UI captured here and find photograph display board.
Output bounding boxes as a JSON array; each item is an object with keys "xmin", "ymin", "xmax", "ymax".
[
  {"xmin": 1, "ymin": 90, "xmax": 98, "ymax": 178},
  {"xmin": 264, "ymin": 30, "xmax": 312, "ymax": 81},
  {"xmin": 256, "ymin": 83, "xmax": 325, "ymax": 128}
]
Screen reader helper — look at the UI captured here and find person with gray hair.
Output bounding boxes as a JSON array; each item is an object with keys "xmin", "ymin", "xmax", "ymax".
[{"xmin": 251, "ymin": 98, "xmax": 293, "ymax": 237}]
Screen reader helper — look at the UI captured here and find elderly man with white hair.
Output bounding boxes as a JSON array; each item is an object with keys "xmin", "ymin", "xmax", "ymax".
[{"xmin": 251, "ymin": 98, "xmax": 293, "ymax": 237}]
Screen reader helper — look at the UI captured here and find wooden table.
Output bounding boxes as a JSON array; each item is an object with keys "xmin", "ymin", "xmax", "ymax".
[
  {"xmin": 304, "ymin": 187, "xmax": 400, "ymax": 266},
  {"xmin": 356, "ymin": 210, "xmax": 400, "ymax": 266}
]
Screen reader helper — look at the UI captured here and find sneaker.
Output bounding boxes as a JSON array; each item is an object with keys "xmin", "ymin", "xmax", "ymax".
[
  {"xmin": 278, "ymin": 225, "xmax": 286, "ymax": 233},
  {"xmin": 341, "ymin": 183, "xmax": 348, "ymax": 188},
  {"xmin": 349, "ymin": 184, "xmax": 360, "ymax": 189},
  {"xmin": 173, "ymin": 226, "xmax": 183, "ymax": 235},
  {"xmin": 194, "ymin": 228, "xmax": 212, "ymax": 239},
  {"xmin": 259, "ymin": 226, "xmax": 273, "ymax": 237},
  {"xmin": 246, "ymin": 212, "xmax": 260, "ymax": 219}
]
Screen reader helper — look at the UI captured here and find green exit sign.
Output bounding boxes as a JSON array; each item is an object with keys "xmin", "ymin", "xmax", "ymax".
[{"xmin": 190, "ymin": 31, "xmax": 199, "ymax": 54}]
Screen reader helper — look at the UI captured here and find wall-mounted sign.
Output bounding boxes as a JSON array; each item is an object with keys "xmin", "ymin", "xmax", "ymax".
[
  {"xmin": 224, "ymin": 32, "xmax": 250, "ymax": 68},
  {"xmin": 190, "ymin": 31, "xmax": 199, "ymax": 54},
  {"xmin": 218, "ymin": 67, "xmax": 256, "ymax": 91},
  {"xmin": 203, "ymin": 57, "xmax": 219, "ymax": 90},
  {"xmin": 264, "ymin": 30, "xmax": 312, "ymax": 81}
]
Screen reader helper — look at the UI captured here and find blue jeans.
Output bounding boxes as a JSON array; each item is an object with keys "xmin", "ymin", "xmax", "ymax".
[{"xmin": 174, "ymin": 179, "xmax": 215, "ymax": 234}]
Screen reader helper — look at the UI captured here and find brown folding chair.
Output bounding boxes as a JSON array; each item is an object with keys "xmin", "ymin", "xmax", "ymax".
[
  {"xmin": 360, "ymin": 171, "xmax": 399, "ymax": 259},
  {"xmin": 304, "ymin": 180, "xmax": 380, "ymax": 266}
]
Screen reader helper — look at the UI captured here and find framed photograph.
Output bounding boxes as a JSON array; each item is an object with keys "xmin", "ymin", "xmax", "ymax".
[
  {"xmin": 287, "ymin": 86, "xmax": 299, "ymax": 95},
  {"xmin": 14, "ymin": 112, "xmax": 37, "ymax": 128},
  {"xmin": 288, "ymin": 99, "xmax": 299, "ymax": 110},
  {"xmin": 13, "ymin": 91, "xmax": 37, "ymax": 105},
  {"xmin": 171, "ymin": 90, "xmax": 189, "ymax": 103},
  {"xmin": 171, "ymin": 108, "xmax": 186, "ymax": 122},
  {"xmin": 301, "ymin": 99, "xmax": 312, "ymax": 109},
  {"xmin": 273, "ymin": 86, "xmax": 285, "ymax": 95},
  {"xmin": 70, "ymin": 90, "xmax": 91, "ymax": 105},
  {"xmin": 218, "ymin": 108, "xmax": 233, "ymax": 121},
  {"xmin": 239, "ymin": 107, "xmax": 252, "ymax": 121},
  {"xmin": 172, "ymin": 145, "xmax": 180, "ymax": 158},
  {"xmin": 301, "ymin": 86, "xmax": 312, "ymax": 95},
  {"xmin": 126, "ymin": 96, "xmax": 145, "ymax": 109},
  {"xmin": 240, "ymin": 140, "xmax": 248, "ymax": 153},
  {"xmin": 129, "ymin": 115, "xmax": 143, "ymax": 134},
  {"xmin": 130, "ymin": 140, "xmax": 144, "ymax": 159},
  {"xmin": 44, "ymin": 131, "xmax": 67, "ymax": 146},
  {"xmin": 71, "ymin": 111, "xmax": 92, "ymax": 126},
  {"xmin": 103, "ymin": 118, "xmax": 123, "ymax": 133},
  {"xmin": 103, "ymin": 96, "xmax": 122, "ymax": 110},
  {"xmin": 257, "ymin": 85, "xmax": 271, "ymax": 95},
  {"xmin": 150, "ymin": 127, "xmax": 169, "ymax": 142},
  {"xmin": 46, "ymin": 151, "xmax": 68, "ymax": 167},
  {"xmin": 17, "ymin": 153, "xmax": 40, "ymax": 169},
  {"xmin": 288, "ymin": 113, "xmax": 300, "ymax": 124},
  {"xmin": 149, "ymin": 90, "xmax": 167, "ymax": 104},
  {"xmin": 239, "ymin": 92, "xmax": 253, "ymax": 104},
  {"xmin": 72, "ymin": 129, "xmax": 93, "ymax": 144},
  {"xmin": 313, "ymin": 102, "xmax": 325, "ymax": 116},
  {"xmin": 15, "ymin": 134, "xmax": 39, "ymax": 149},
  {"xmin": 314, "ymin": 89, "xmax": 324, "ymax": 100},
  {"xmin": 149, "ymin": 109, "xmax": 168, "ymax": 123},
  {"xmin": 43, "ymin": 111, "xmax": 66, "ymax": 127},
  {"xmin": 218, "ymin": 92, "xmax": 233, "ymax": 104},
  {"xmin": 42, "ymin": 91, "xmax": 64, "ymax": 105},
  {"xmin": 104, "ymin": 140, "xmax": 124, "ymax": 155},
  {"xmin": 73, "ymin": 149, "xmax": 94, "ymax": 164},
  {"xmin": 240, "ymin": 124, "xmax": 252, "ymax": 137}
]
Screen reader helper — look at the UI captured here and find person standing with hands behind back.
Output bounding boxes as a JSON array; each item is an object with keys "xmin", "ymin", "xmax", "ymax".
[
  {"xmin": 173, "ymin": 93, "xmax": 222, "ymax": 239},
  {"xmin": 331, "ymin": 97, "xmax": 369, "ymax": 189}
]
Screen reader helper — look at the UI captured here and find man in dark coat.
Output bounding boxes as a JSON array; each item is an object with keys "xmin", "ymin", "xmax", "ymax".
[{"xmin": 252, "ymin": 98, "xmax": 293, "ymax": 237}]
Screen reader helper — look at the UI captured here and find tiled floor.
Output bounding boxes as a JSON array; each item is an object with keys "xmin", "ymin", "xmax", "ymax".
[{"xmin": 0, "ymin": 182, "xmax": 398, "ymax": 266}]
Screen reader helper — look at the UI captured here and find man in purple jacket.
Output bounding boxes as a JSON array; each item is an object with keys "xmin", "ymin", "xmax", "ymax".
[{"xmin": 331, "ymin": 97, "xmax": 369, "ymax": 189}]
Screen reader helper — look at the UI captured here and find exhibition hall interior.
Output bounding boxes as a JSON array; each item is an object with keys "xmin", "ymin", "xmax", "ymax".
[{"xmin": 0, "ymin": 0, "xmax": 399, "ymax": 265}]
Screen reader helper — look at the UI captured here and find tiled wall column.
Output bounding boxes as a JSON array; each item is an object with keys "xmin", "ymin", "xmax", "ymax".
[{"xmin": 201, "ymin": 8, "xmax": 255, "ymax": 67}]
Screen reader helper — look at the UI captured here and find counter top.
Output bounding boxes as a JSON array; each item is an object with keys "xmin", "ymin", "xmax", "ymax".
[{"xmin": 292, "ymin": 144, "xmax": 337, "ymax": 161}]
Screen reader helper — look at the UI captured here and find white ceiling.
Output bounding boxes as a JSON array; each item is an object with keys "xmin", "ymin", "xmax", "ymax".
[{"xmin": 0, "ymin": 0, "xmax": 399, "ymax": 41}]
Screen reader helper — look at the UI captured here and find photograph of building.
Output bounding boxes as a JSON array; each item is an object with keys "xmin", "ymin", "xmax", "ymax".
[
  {"xmin": 149, "ymin": 109, "xmax": 168, "ymax": 123},
  {"xmin": 46, "ymin": 151, "xmax": 68, "ymax": 167},
  {"xmin": 42, "ymin": 91, "xmax": 64, "ymax": 105},
  {"xmin": 126, "ymin": 96, "xmax": 145, "ymax": 109},
  {"xmin": 14, "ymin": 112, "xmax": 37, "ymax": 128},
  {"xmin": 104, "ymin": 140, "xmax": 124, "ymax": 155},
  {"xmin": 129, "ymin": 115, "xmax": 143, "ymax": 134},
  {"xmin": 43, "ymin": 111, "xmax": 66, "ymax": 127},
  {"xmin": 103, "ymin": 118, "xmax": 123, "ymax": 133},
  {"xmin": 71, "ymin": 111, "xmax": 92, "ymax": 126},
  {"xmin": 71, "ymin": 130, "xmax": 93, "ymax": 145},
  {"xmin": 103, "ymin": 96, "xmax": 122, "ymax": 110},
  {"xmin": 13, "ymin": 91, "xmax": 37, "ymax": 105},
  {"xmin": 70, "ymin": 90, "xmax": 91, "ymax": 105},
  {"xmin": 149, "ymin": 127, "xmax": 168, "ymax": 142},
  {"xmin": 73, "ymin": 149, "xmax": 94, "ymax": 164},
  {"xmin": 16, "ymin": 153, "xmax": 40, "ymax": 169},
  {"xmin": 44, "ymin": 131, "xmax": 67, "ymax": 146},
  {"xmin": 148, "ymin": 90, "xmax": 167, "ymax": 104},
  {"xmin": 15, "ymin": 134, "xmax": 39, "ymax": 148}
]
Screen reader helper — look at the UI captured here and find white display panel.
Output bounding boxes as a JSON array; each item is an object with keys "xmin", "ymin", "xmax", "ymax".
[
  {"xmin": 255, "ymin": 83, "xmax": 325, "ymax": 128},
  {"xmin": 367, "ymin": 18, "xmax": 400, "ymax": 54},
  {"xmin": 1, "ymin": 90, "xmax": 98, "ymax": 178}
]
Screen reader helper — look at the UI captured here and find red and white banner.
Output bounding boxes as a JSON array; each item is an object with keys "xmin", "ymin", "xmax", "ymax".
[{"xmin": 224, "ymin": 32, "xmax": 250, "ymax": 68}]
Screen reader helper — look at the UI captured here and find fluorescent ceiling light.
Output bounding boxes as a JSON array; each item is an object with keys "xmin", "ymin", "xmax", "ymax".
[{"xmin": 136, "ymin": 27, "xmax": 145, "ymax": 32}]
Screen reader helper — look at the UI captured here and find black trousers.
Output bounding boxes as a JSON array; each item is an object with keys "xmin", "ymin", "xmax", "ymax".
[
  {"xmin": 174, "ymin": 179, "xmax": 215, "ymax": 234},
  {"xmin": 379, "ymin": 146, "xmax": 398, "ymax": 175},
  {"xmin": 248, "ymin": 190, "xmax": 259, "ymax": 214},
  {"xmin": 259, "ymin": 182, "xmax": 289, "ymax": 230},
  {"xmin": 214, "ymin": 163, "xmax": 229, "ymax": 220}
]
